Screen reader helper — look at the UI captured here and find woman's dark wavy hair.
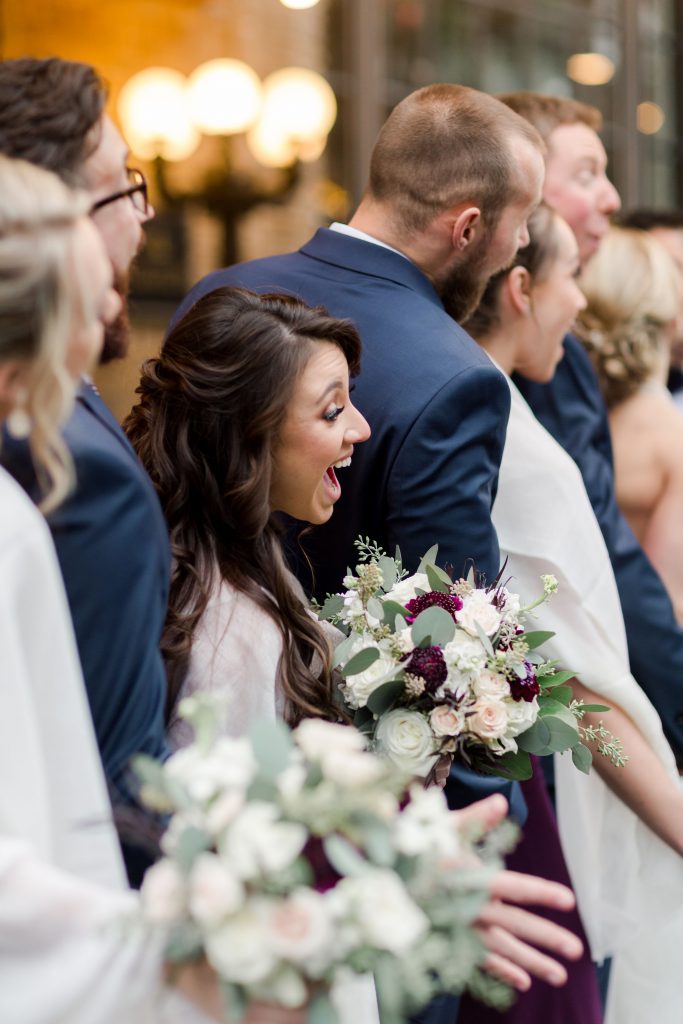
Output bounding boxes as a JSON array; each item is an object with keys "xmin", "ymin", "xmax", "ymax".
[{"xmin": 124, "ymin": 286, "xmax": 362, "ymax": 727}]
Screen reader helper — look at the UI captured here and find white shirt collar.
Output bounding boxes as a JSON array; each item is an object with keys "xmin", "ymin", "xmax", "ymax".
[{"xmin": 329, "ymin": 222, "xmax": 410, "ymax": 261}]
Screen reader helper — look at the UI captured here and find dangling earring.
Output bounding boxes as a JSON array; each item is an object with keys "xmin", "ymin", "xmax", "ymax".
[{"xmin": 6, "ymin": 387, "xmax": 31, "ymax": 439}]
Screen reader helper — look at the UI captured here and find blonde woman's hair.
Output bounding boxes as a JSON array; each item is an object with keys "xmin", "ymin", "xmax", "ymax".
[
  {"xmin": 576, "ymin": 225, "xmax": 683, "ymax": 407},
  {"xmin": 0, "ymin": 155, "xmax": 90, "ymax": 512}
]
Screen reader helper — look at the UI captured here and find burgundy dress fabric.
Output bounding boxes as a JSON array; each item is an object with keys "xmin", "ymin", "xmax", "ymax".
[{"xmin": 457, "ymin": 757, "xmax": 603, "ymax": 1024}]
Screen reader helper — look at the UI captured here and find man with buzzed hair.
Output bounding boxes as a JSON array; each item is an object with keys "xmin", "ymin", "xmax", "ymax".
[
  {"xmin": 0, "ymin": 56, "xmax": 168, "ymax": 886},
  {"xmin": 498, "ymin": 92, "xmax": 683, "ymax": 761}
]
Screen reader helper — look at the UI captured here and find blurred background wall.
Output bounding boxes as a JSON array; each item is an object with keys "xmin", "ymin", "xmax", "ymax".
[{"xmin": 1, "ymin": 0, "xmax": 680, "ymax": 419}]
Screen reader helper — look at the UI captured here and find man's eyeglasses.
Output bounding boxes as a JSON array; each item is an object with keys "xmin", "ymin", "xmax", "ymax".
[{"xmin": 91, "ymin": 168, "xmax": 149, "ymax": 216}]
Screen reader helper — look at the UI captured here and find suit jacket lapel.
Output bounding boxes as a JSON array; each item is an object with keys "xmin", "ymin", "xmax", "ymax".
[{"xmin": 77, "ymin": 382, "xmax": 139, "ymax": 461}]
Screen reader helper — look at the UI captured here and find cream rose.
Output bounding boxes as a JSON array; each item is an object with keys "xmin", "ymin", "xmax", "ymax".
[
  {"xmin": 205, "ymin": 900, "xmax": 276, "ymax": 984},
  {"xmin": 265, "ymin": 888, "xmax": 334, "ymax": 965},
  {"xmin": 188, "ymin": 852, "xmax": 244, "ymax": 925},
  {"xmin": 456, "ymin": 590, "xmax": 502, "ymax": 638},
  {"xmin": 384, "ymin": 572, "xmax": 430, "ymax": 607},
  {"xmin": 472, "ymin": 669, "xmax": 510, "ymax": 700},
  {"xmin": 506, "ymin": 695, "xmax": 540, "ymax": 737},
  {"xmin": 468, "ymin": 697, "xmax": 509, "ymax": 741},
  {"xmin": 430, "ymin": 705, "xmax": 465, "ymax": 738},
  {"xmin": 375, "ymin": 708, "xmax": 438, "ymax": 777},
  {"xmin": 220, "ymin": 803, "xmax": 307, "ymax": 880},
  {"xmin": 295, "ymin": 717, "xmax": 366, "ymax": 759},
  {"xmin": 140, "ymin": 859, "xmax": 185, "ymax": 925}
]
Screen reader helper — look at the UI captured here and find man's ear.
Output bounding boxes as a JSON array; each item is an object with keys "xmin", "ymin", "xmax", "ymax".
[
  {"xmin": 450, "ymin": 206, "xmax": 482, "ymax": 251},
  {"xmin": 505, "ymin": 266, "xmax": 533, "ymax": 316}
]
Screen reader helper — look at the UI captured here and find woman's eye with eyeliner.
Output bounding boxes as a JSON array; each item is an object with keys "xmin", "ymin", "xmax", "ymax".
[{"xmin": 323, "ymin": 405, "xmax": 345, "ymax": 422}]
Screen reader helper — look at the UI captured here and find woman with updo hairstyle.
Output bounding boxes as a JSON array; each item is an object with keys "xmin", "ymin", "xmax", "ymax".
[
  {"xmin": 460, "ymin": 204, "xmax": 683, "ymax": 1024},
  {"xmin": 125, "ymin": 286, "xmax": 370, "ymax": 746},
  {"xmin": 575, "ymin": 225, "xmax": 683, "ymax": 622}
]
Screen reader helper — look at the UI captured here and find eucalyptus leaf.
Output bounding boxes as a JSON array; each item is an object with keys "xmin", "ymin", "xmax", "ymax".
[
  {"xmin": 539, "ymin": 697, "xmax": 573, "ymax": 718},
  {"xmin": 394, "ymin": 614, "xmax": 408, "ymax": 633},
  {"xmin": 578, "ymin": 703, "xmax": 611, "ymax": 713},
  {"xmin": 332, "ymin": 633, "xmax": 358, "ymax": 668},
  {"xmin": 164, "ymin": 923, "xmax": 204, "ymax": 962},
  {"xmin": 341, "ymin": 646, "xmax": 381, "ymax": 677},
  {"xmin": 367, "ymin": 597, "xmax": 385, "ymax": 621},
  {"xmin": 571, "ymin": 741, "xmax": 593, "ymax": 775},
  {"xmin": 518, "ymin": 714, "xmax": 578, "ymax": 755},
  {"xmin": 426, "ymin": 563, "xmax": 451, "ymax": 594},
  {"xmin": 411, "ymin": 606, "xmax": 456, "ymax": 647},
  {"xmin": 308, "ymin": 993, "xmax": 340, "ymax": 1024},
  {"xmin": 132, "ymin": 753, "xmax": 167, "ymax": 791},
  {"xmin": 366, "ymin": 679, "xmax": 405, "ymax": 715},
  {"xmin": 378, "ymin": 555, "xmax": 398, "ymax": 592},
  {"xmin": 174, "ymin": 825, "xmax": 211, "ymax": 873},
  {"xmin": 549, "ymin": 684, "xmax": 573, "ymax": 706},
  {"xmin": 319, "ymin": 594, "xmax": 345, "ymax": 621},
  {"xmin": 248, "ymin": 718, "xmax": 293, "ymax": 779},
  {"xmin": 541, "ymin": 670, "xmax": 576, "ymax": 689},
  {"xmin": 381, "ymin": 599, "xmax": 410, "ymax": 627},
  {"xmin": 474, "ymin": 748, "xmax": 533, "ymax": 781},
  {"xmin": 323, "ymin": 834, "xmax": 368, "ymax": 877},
  {"xmin": 418, "ymin": 544, "xmax": 440, "ymax": 571},
  {"xmin": 523, "ymin": 630, "xmax": 555, "ymax": 651},
  {"xmin": 474, "ymin": 621, "xmax": 495, "ymax": 658}
]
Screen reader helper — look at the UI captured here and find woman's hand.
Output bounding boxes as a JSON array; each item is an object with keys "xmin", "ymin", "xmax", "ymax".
[{"xmin": 453, "ymin": 795, "xmax": 583, "ymax": 991}]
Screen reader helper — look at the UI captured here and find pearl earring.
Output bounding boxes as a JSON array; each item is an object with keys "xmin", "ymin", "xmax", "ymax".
[{"xmin": 6, "ymin": 388, "xmax": 31, "ymax": 439}]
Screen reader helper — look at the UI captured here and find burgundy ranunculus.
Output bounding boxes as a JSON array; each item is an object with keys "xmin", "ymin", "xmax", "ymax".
[
  {"xmin": 400, "ymin": 645, "xmax": 448, "ymax": 694},
  {"xmin": 405, "ymin": 591, "xmax": 463, "ymax": 624},
  {"xmin": 509, "ymin": 660, "xmax": 540, "ymax": 703}
]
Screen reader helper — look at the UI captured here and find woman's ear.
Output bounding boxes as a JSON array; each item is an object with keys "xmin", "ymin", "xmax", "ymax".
[{"xmin": 505, "ymin": 266, "xmax": 533, "ymax": 317}]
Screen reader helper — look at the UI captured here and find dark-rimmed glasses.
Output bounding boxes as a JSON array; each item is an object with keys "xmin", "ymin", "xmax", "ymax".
[{"xmin": 91, "ymin": 168, "xmax": 149, "ymax": 216}]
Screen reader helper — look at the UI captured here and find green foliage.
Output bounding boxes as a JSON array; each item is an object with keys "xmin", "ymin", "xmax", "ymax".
[
  {"xmin": 248, "ymin": 719, "xmax": 293, "ymax": 779},
  {"xmin": 307, "ymin": 993, "xmax": 339, "ymax": 1024},
  {"xmin": 523, "ymin": 630, "xmax": 555, "ymax": 651},
  {"xmin": 340, "ymin": 646, "xmax": 381, "ymax": 677},
  {"xmin": 571, "ymin": 742, "xmax": 593, "ymax": 774},
  {"xmin": 426, "ymin": 562, "xmax": 451, "ymax": 594},
  {"xmin": 319, "ymin": 594, "xmax": 345, "ymax": 621},
  {"xmin": 366, "ymin": 679, "xmax": 405, "ymax": 715},
  {"xmin": 411, "ymin": 606, "xmax": 456, "ymax": 647},
  {"xmin": 517, "ymin": 714, "xmax": 579, "ymax": 756},
  {"xmin": 418, "ymin": 544, "xmax": 440, "ymax": 572}
]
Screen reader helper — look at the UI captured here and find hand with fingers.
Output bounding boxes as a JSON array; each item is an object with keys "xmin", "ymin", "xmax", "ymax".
[{"xmin": 453, "ymin": 794, "xmax": 583, "ymax": 992}]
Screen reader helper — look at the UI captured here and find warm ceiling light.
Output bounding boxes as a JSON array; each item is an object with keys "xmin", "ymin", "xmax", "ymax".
[
  {"xmin": 279, "ymin": 0, "xmax": 321, "ymax": 8},
  {"xmin": 566, "ymin": 52, "xmax": 615, "ymax": 86},
  {"xmin": 118, "ymin": 67, "xmax": 200, "ymax": 161},
  {"xmin": 187, "ymin": 59, "xmax": 262, "ymax": 136},
  {"xmin": 259, "ymin": 67, "xmax": 337, "ymax": 143},
  {"xmin": 637, "ymin": 101, "xmax": 665, "ymax": 134}
]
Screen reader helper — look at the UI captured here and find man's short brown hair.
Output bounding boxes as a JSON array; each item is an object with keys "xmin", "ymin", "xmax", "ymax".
[
  {"xmin": 0, "ymin": 57, "xmax": 107, "ymax": 185},
  {"xmin": 367, "ymin": 83, "xmax": 544, "ymax": 234},
  {"xmin": 497, "ymin": 91, "xmax": 602, "ymax": 145}
]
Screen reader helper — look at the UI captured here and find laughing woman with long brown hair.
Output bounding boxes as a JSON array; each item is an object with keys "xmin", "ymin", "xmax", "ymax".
[{"xmin": 124, "ymin": 287, "xmax": 370, "ymax": 745}]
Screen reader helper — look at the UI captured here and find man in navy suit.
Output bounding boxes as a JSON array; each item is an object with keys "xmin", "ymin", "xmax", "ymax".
[
  {"xmin": 499, "ymin": 91, "xmax": 683, "ymax": 764},
  {"xmin": 173, "ymin": 84, "xmax": 544, "ymax": 597},
  {"xmin": 0, "ymin": 58, "xmax": 169, "ymax": 885}
]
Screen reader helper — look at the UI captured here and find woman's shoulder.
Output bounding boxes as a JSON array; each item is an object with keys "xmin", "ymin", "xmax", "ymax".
[{"xmin": 0, "ymin": 466, "xmax": 52, "ymax": 565}]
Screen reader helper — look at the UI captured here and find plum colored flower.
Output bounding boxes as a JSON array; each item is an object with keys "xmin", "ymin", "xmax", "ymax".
[
  {"xmin": 401, "ymin": 645, "xmax": 448, "ymax": 693},
  {"xmin": 509, "ymin": 661, "xmax": 540, "ymax": 702},
  {"xmin": 404, "ymin": 591, "xmax": 463, "ymax": 624}
]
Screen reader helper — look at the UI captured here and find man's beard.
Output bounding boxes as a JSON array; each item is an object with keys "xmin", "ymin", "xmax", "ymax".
[
  {"xmin": 437, "ymin": 231, "xmax": 495, "ymax": 325},
  {"xmin": 100, "ymin": 269, "xmax": 131, "ymax": 364}
]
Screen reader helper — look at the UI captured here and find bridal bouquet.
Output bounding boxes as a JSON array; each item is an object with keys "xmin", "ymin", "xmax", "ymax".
[
  {"xmin": 319, "ymin": 540, "xmax": 609, "ymax": 781},
  {"xmin": 135, "ymin": 697, "xmax": 514, "ymax": 1023}
]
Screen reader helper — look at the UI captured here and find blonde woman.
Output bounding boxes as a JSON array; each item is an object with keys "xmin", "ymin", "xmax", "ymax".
[
  {"xmin": 0, "ymin": 154, "xmax": 226, "ymax": 1023},
  {"xmin": 577, "ymin": 226, "xmax": 683, "ymax": 622}
]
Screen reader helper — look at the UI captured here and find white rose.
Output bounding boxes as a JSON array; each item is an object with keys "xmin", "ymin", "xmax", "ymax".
[
  {"xmin": 205, "ymin": 900, "xmax": 276, "ymax": 984},
  {"xmin": 506, "ymin": 695, "xmax": 540, "ymax": 737},
  {"xmin": 340, "ymin": 870, "xmax": 428, "ymax": 955},
  {"xmin": 295, "ymin": 718, "xmax": 366, "ymax": 760},
  {"xmin": 456, "ymin": 590, "xmax": 502, "ymax": 638},
  {"xmin": 443, "ymin": 630, "xmax": 488, "ymax": 674},
  {"xmin": 321, "ymin": 749, "xmax": 386, "ymax": 788},
  {"xmin": 393, "ymin": 784, "xmax": 461, "ymax": 859},
  {"xmin": 472, "ymin": 669, "xmax": 510, "ymax": 700},
  {"xmin": 265, "ymin": 888, "xmax": 335, "ymax": 964},
  {"xmin": 468, "ymin": 697, "xmax": 509, "ymax": 741},
  {"xmin": 384, "ymin": 572, "xmax": 430, "ymax": 607},
  {"xmin": 430, "ymin": 704, "xmax": 465, "ymax": 738},
  {"xmin": 166, "ymin": 737, "xmax": 256, "ymax": 803},
  {"xmin": 375, "ymin": 708, "xmax": 438, "ymax": 778},
  {"xmin": 220, "ymin": 802, "xmax": 307, "ymax": 880},
  {"xmin": 140, "ymin": 859, "xmax": 185, "ymax": 925},
  {"xmin": 343, "ymin": 648, "xmax": 397, "ymax": 709},
  {"xmin": 188, "ymin": 852, "xmax": 244, "ymax": 925}
]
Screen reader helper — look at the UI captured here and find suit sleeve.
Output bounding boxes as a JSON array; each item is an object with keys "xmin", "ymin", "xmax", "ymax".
[{"xmin": 386, "ymin": 362, "xmax": 510, "ymax": 583}]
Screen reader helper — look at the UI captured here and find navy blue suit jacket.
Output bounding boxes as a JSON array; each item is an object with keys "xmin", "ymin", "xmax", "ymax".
[
  {"xmin": 515, "ymin": 334, "xmax": 683, "ymax": 761},
  {"xmin": 174, "ymin": 228, "xmax": 510, "ymax": 592},
  {"xmin": 1, "ymin": 383, "xmax": 171, "ymax": 882}
]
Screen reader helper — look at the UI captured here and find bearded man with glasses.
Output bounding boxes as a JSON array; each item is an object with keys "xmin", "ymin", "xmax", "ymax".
[{"xmin": 0, "ymin": 57, "xmax": 170, "ymax": 889}]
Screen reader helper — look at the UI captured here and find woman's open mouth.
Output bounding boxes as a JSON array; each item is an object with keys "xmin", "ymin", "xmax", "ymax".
[{"xmin": 322, "ymin": 454, "xmax": 353, "ymax": 500}]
